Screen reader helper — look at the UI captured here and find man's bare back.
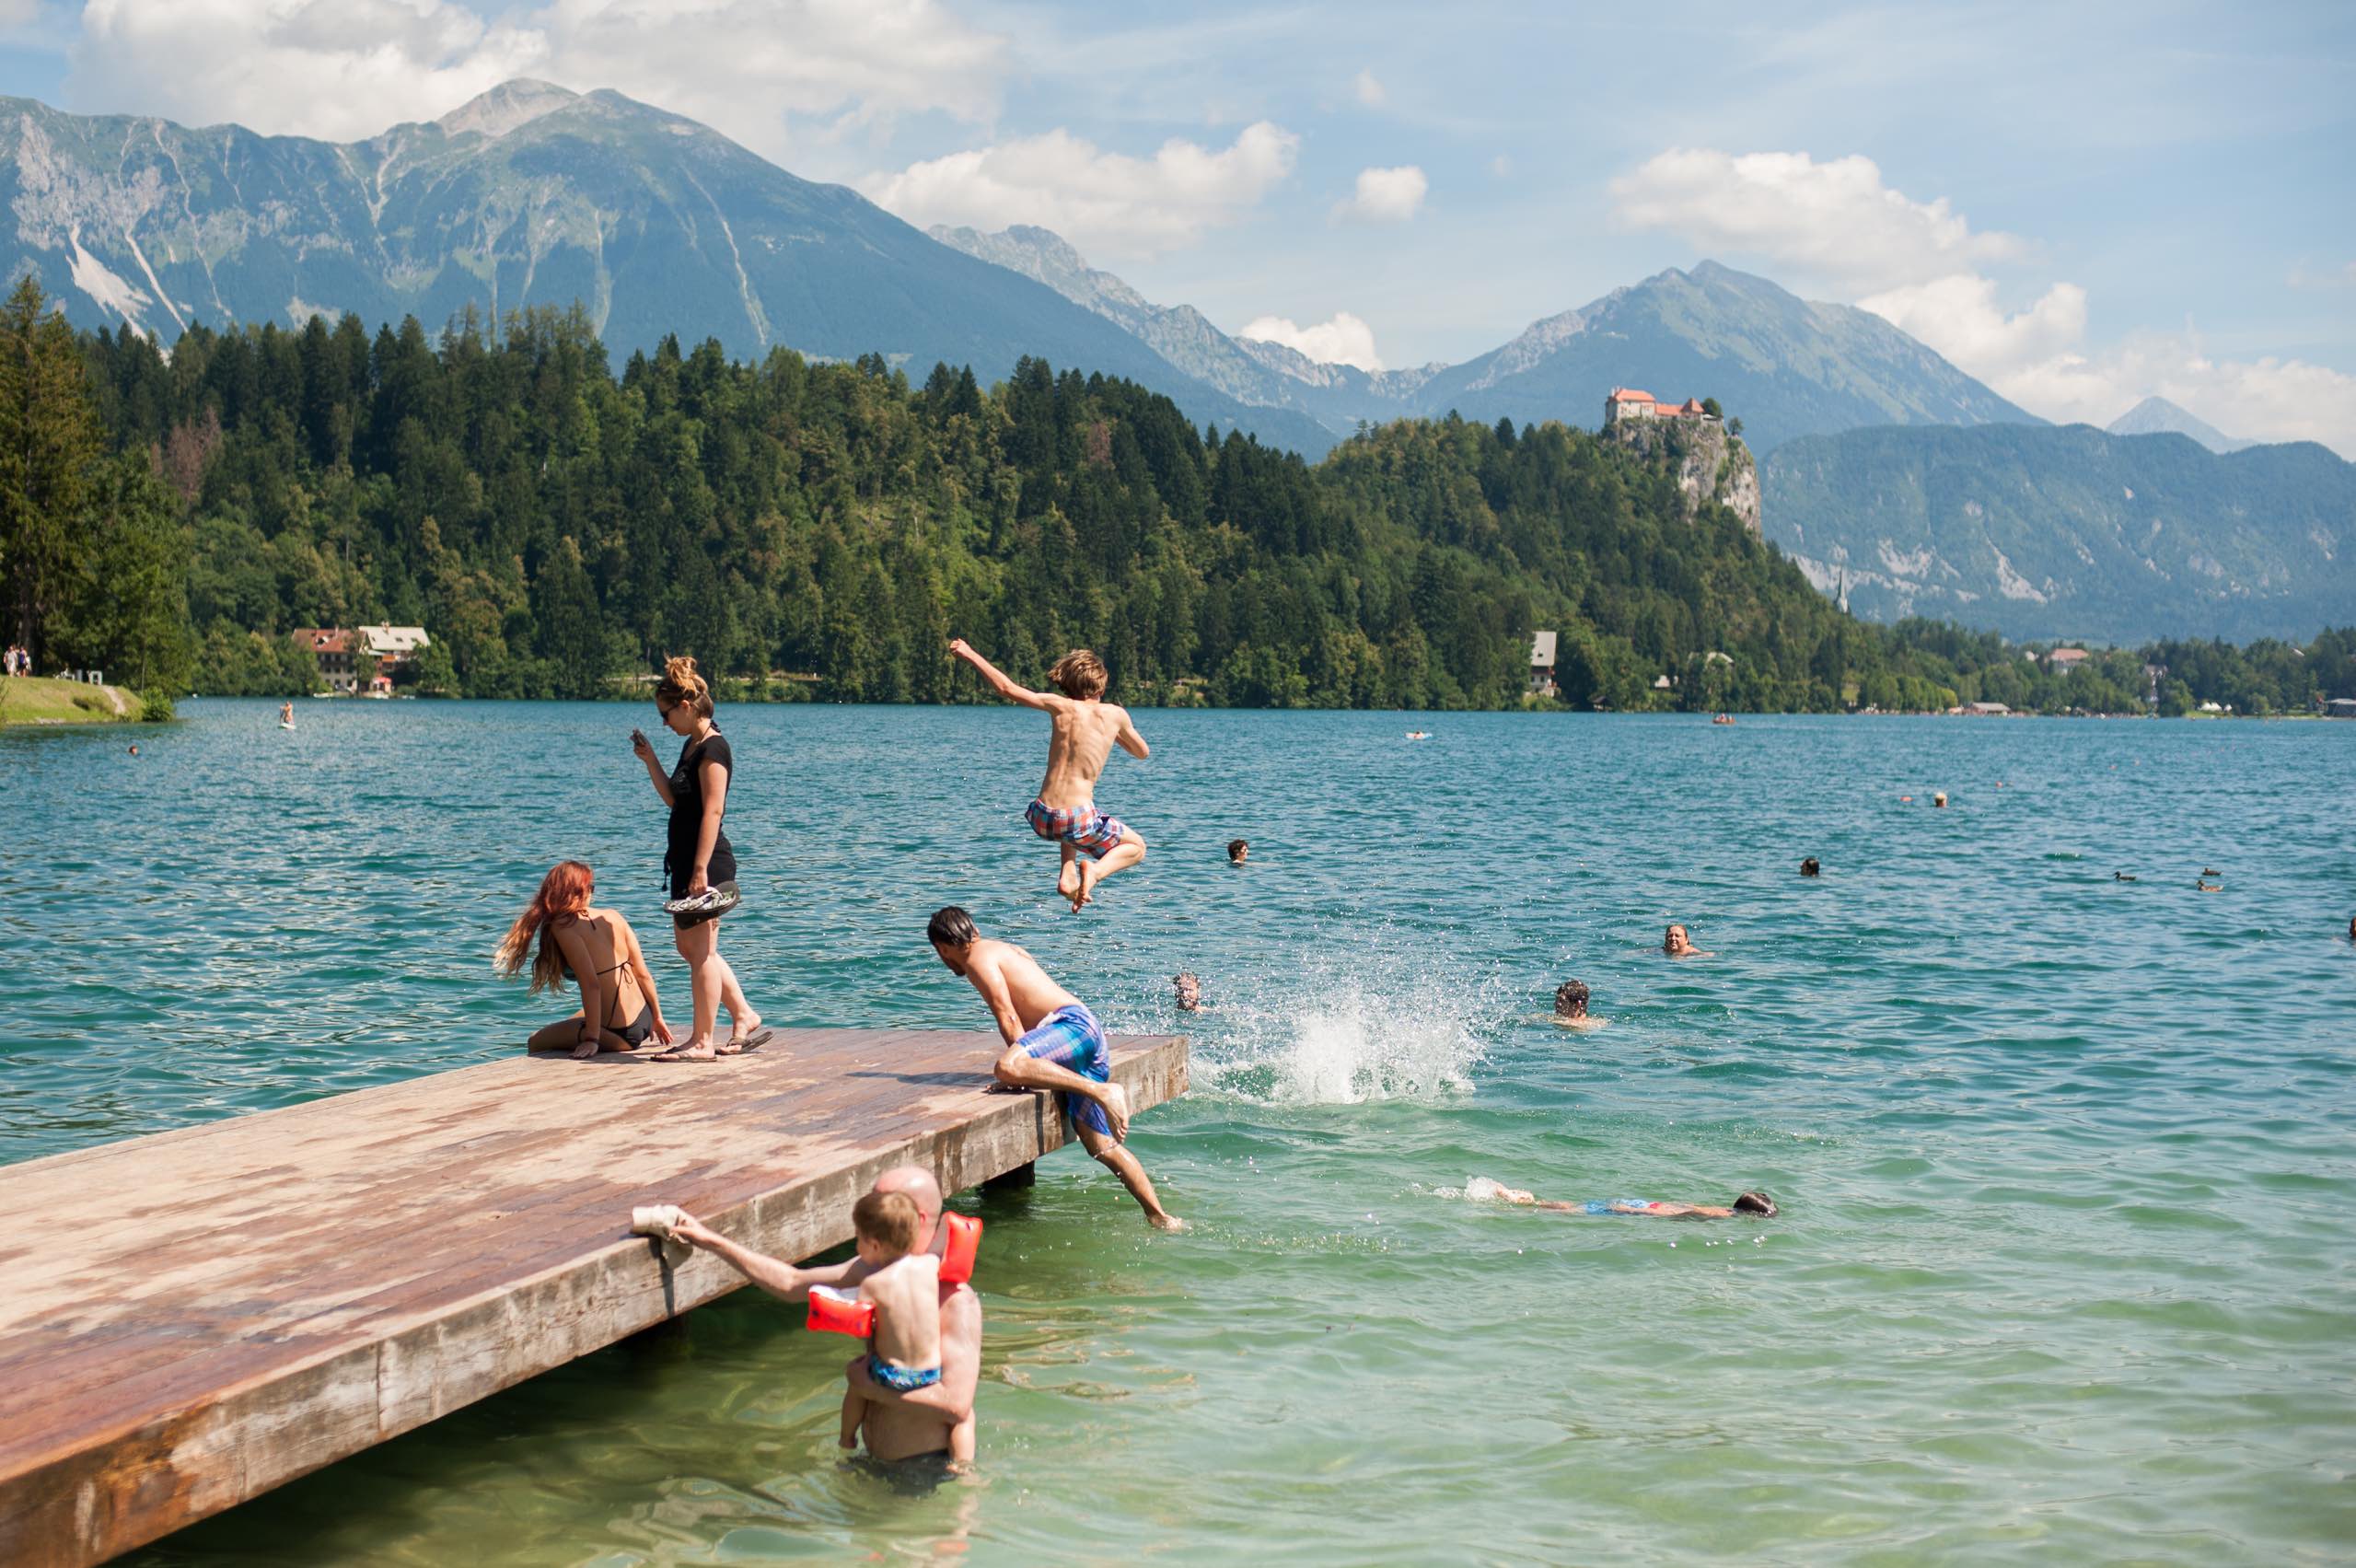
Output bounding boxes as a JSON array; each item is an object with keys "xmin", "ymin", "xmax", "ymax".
[{"xmin": 960, "ymin": 938, "xmax": 1082, "ymax": 1036}]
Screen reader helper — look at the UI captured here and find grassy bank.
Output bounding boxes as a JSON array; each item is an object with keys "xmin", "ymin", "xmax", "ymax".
[{"xmin": 0, "ymin": 675, "xmax": 139, "ymax": 726}]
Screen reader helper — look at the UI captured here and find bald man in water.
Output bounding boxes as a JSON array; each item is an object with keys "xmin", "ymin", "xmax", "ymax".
[{"xmin": 667, "ymin": 1166, "xmax": 981, "ymax": 1468}]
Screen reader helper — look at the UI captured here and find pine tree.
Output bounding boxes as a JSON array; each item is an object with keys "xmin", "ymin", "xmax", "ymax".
[{"xmin": 0, "ymin": 276, "xmax": 102, "ymax": 663}]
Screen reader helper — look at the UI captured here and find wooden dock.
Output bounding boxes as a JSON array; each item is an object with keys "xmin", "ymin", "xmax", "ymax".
[{"xmin": 0, "ymin": 1028, "xmax": 1189, "ymax": 1568}]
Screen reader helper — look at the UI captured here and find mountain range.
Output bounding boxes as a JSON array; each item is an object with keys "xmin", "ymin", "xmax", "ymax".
[
  {"xmin": 0, "ymin": 81, "xmax": 1337, "ymax": 454},
  {"xmin": 7, "ymin": 80, "xmax": 2336, "ymax": 647},
  {"xmin": 1762, "ymin": 424, "xmax": 2354, "ymax": 643},
  {"xmin": 930, "ymin": 226, "xmax": 2037, "ymax": 455},
  {"xmin": 6, "ymin": 80, "xmax": 2038, "ymax": 463}
]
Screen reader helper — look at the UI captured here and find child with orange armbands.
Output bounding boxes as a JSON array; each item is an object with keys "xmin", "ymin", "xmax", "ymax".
[{"xmin": 836, "ymin": 1190, "xmax": 943, "ymax": 1451}]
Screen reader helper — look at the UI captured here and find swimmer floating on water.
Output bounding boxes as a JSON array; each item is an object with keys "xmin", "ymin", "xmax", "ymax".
[
  {"xmin": 1467, "ymin": 1178, "xmax": 1775, "ymax": 1218},
  {"xmin": 1549, "ymin": 979, "xmax": 1606, "ymax": 1030}
]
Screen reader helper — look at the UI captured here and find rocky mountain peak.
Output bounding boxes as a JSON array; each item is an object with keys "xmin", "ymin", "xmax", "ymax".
[{"xmin": 435, "ymin": 78, "xmax": 580, "ymax": 141}]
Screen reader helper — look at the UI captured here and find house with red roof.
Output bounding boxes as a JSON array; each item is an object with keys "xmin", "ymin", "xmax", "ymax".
[{"xmin": 1605, "ymin": 388, "xmax": 1715, "ymax": 425}]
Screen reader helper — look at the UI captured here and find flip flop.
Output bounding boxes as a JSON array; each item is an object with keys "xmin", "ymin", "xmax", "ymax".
[
  {"xmin": 647, "ymin": 1043, "xmax": 719, "ymax": 1063},
  {"xmin": 726, "ymin": 1027, "xmax": 775, "ymax": 1053}
]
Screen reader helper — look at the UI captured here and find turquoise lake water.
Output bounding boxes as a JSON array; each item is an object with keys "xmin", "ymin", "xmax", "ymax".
[{"xmin": 4, "ymin": 702, "xmax": 2352, "ymax": 1564}]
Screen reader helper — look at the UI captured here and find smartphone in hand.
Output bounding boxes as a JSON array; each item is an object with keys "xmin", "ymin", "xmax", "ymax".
[{"xmin": 631, "ymin": 727, "xmax": 648, "ymax": 749}]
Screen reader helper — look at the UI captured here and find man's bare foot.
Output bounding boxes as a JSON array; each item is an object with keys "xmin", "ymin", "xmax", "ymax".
[
  {"xmin": 1097, "ymin": 1081, "xmax": 1131, "ymax": 1141},
  {"xmin": 1149, "ymin": 1213, "xmax": 1190, "ymax": 1232},
  {"xmin": 1069, "ymin": 864, "xmax": 1097, "ymax": 912},
  {"xmin": 1057, "ymin": 858, "xmax": 1080, "ymax": 903}
]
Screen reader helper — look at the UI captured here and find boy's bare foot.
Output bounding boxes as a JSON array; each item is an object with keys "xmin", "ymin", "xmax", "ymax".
[
  {"xmin": 1057, "ymin": 858, "xmax": 1080, "ymax": 903},
  {"xmin": 1070, "ymin": 864, "xmax": 1097, "ymax": 912},
  {"xmin": 1098, "ymin": 1080, "xmax": 1131, "ymax": 1141},
  {"xmin": 1149, "ymin": 1213, "xmax": 1190, "ymax": 1232}
]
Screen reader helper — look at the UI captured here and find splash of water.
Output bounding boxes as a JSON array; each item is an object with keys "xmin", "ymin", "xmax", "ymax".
[{"xmin": 1189, "ymin": 942, "xmax": 1504, "ymax": 1105}]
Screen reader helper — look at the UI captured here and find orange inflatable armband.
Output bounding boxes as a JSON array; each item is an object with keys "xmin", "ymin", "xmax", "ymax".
[
  {"xmin": 939, "ymin": 1212, "xmax": 982, "ymax": 1286},
  {"xmin": 807, "ymin": 1283, "xmax": 875, "ymax": 1338}
]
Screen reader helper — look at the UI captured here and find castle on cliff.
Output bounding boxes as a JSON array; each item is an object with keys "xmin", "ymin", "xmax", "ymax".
[{"xmin": 1605, "ymin": 388, "xmax": 1715, "ymax": 425}]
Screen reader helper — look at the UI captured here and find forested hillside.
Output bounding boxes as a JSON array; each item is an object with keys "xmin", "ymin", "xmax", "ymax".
[
  {"xmin": 68, "ymin": 301, "xmax": 1933, "ymax": 711},
  {"xmin": 6, "ymin": 289, "xmax": 2347, "ymax": 717}
]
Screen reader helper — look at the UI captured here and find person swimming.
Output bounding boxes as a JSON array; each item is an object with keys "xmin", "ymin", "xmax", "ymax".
[
  {"xmin": 1174, "ymin": 971, "xmax": 1202, "ymax": 1012},
  {"xmin": 1663, "ymin": 923, "xmax": 1712, "ymax": 958},
  {"xmin": 1799, "ymin": 857, "xmax": 1820, "ymax": 877},
  {"xmin": 1227, "ymin": 839, "xmax": 1248, "ymax": 865},
  {"xmin": 1548, "ymin": 979, "xmax": 1606, "ymax": 1029},
  {"xmin": 1466, "ymin": 1178, "xmax": 1775, "ymax": 1219}
]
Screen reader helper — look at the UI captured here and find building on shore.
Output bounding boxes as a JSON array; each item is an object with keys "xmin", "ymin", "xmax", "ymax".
[
  {"xmin": 2047, "ymin": 647, "xmax": 2091, "ymax": 673},
  {"xmin": 1529, "ymin": 630, "xmax": 1558, "ymax": 697},
  {"xmin": 1605, "ymin": 388, "xmax": 1715, "ymax": 426},
  {"xmin": 291, "ymin": 625, "xmax": 432, "ymax": 694}
]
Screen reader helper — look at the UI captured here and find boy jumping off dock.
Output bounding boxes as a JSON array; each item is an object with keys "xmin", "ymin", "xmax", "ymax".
[
  {"xmin": 949, "ymin": 638, "xmax": 1148, "ymax": 911},
  {"xmin": 927, "ymin": 906, "xmax": 1185, "ymax": 1230}
]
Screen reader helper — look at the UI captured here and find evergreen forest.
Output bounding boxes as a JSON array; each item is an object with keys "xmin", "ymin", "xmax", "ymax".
[{"xmin": 4, "ymin": 285, "xmax": 2350, "ymax": 717}]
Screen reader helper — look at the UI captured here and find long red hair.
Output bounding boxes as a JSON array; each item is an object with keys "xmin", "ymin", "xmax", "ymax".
[{"xmin": 494, "ymin": 861, "xmax": 595, "ymax": 993}]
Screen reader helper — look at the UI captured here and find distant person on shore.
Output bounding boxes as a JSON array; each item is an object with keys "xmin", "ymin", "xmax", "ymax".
[
  {"xmin": 495, "ymin": 860, "xmax": 673, "ymax": 1056},
  {"xmin": 1550, "ymin": 980, "xmax": 1604, "ymax": 1029},
  {"xmin": 633, "ymin": 656, "xmax": 769, "ymax": 1060},
  {"xmin": 927, "ymin": 906, "xmax": 1185, "ymax": 1229},
  {"xmin": 948, "ymin": 638, "xmax": 1147, "ymax": 912},
  {"xmin": 1227, "ymin": 839, "xmax": 1248, "ymax": 865},
  {"xmin": 836, "ymin": 1191, "xmax": 943, "ymax": 1452},
  {"xmin": 1799, "ymin": 857, "xmax": 1820, "ymax": 877},
  {"xmin": 1467, "ymin": 1178, "xmax": 1775, "ymax": 1218},
  {"xmin": 1663, "ymin": 923, "xmax": 1712, "ymax": 958},
  {"xmin": 1174, "ymin": 971, "xmax": 1202, "ymax": 1012},
  {"xmin": 665, "ymin": 1166, "xmax": 981, "ymax": 1469}
]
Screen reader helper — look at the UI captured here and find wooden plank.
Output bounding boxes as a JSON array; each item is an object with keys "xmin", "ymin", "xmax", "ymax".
[{"xmin": 0, "ymin": 1028, "xmax": 1189, "ymax": 1568}]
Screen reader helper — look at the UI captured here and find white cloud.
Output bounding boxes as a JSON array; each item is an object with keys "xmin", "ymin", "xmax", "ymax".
[
  {"xmin": 0, "ymin": 0, "xmax": 42, "ymax": 28},
  {"xmin": 1334, "ymin": 164, "xmax": 1426, "ymax": 223},
  {"xmin": 1239, "ymin": 310, "xmax": 1384, "ymax": 372},
  {"xmin": 2288, "ymin": 260, "xmax": 2356, "ymax": 289},
  {"xmin": 864, "ymin": 122, "xmax": 1297, "ymax": 261},
  {"xmin": 1880, "ymin": 285, "xmax": 2356, "ymax": 452},
  {"xmin": 1352, "ymin": 68, "xmax": 1385, "ymax": 108},
  {"xmin": 65, "ymin": 0, "xmax": 1006, "ymax": 159},
  {"xmin": 1614, "ymin": 145, "xmax": 2356, "ymax": 456},
  {"xmin": 1489, "ymin": 154, "xmax": 1512, "ymax": 179},
  {"xmin": 1609, "ymin": 147, "xmax": 2023, "ymax": 296}
]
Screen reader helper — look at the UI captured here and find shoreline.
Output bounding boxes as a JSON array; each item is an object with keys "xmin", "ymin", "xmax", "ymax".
[{"xmin": 0, "ymin": 675, "xmax": 141, "ymax": 727}]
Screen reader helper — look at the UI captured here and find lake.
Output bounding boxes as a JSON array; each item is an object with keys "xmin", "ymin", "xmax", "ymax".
[{"xmin": 4, "ymin": 702, "xmax": 2350, "ymax": 1563}]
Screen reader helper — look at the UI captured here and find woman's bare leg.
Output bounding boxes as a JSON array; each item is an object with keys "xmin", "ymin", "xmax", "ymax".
[{"xmin": 667, "ymin": 921, "xmax": 721, "ymax": 1058}]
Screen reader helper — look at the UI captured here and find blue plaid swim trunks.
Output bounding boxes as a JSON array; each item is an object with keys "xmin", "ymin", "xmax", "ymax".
[
  {"xmin": 1026, "ymin": 797, "xmax": 1127, "ymax": 859},
  {"xmin": 1016, "ymin": 1003, "xmax": 1112, "ymax": 1137}
]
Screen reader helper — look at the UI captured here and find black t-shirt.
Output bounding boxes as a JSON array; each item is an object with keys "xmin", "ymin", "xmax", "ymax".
[{"xmin": 667, "ymin": 730, "xmax": 737, "ymax": 886}]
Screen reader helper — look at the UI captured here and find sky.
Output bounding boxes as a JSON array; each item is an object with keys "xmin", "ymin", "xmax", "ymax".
[{"xmin": 3, "ymin": 0, "xmax": 2352, "ymax": 450}]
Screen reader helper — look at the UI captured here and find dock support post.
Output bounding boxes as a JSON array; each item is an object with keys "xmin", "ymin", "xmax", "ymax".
[{"xmin": 981, "ymin": 1162, "xmax": 1036, "ymax": 1191}]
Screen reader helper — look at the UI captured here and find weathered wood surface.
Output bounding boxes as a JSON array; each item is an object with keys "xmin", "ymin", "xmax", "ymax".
[{"xmin": 0, "ymin": 1028, "xmax": 1189, "ymax": 1568}]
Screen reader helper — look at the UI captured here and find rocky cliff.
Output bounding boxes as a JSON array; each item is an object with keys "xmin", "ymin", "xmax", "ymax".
[{"xmin": 1605, "ymin": 417, "xmax": 1761, "ymax": 532}]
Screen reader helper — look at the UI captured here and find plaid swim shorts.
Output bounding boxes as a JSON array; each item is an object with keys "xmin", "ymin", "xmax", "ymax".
[{"xmin": 1026, "ymin": 797, "xmax": 1127, "ymax": 859}]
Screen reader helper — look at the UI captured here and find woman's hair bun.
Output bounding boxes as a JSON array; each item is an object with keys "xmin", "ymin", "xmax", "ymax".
[{"xmin": 663, "ymin": 655, "xmax": 706, "ymax": 697}]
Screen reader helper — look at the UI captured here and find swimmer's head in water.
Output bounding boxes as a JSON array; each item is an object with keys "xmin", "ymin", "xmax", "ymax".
[
  {"xmin": 927, "ymin": 905, "xmax": 979, "ymax": 970},
  {"xmin": 1048, "ymin": 648, "xmax": 1108, "ymax": 699},
  {"xmin": 1227, "ymin": 839, "xmax": 1248, "ymax": 863},
  {"xmin": 1800, "ymin": 857, "xmax": 1820, "ymax": 877},
  {"xmin": 1664, "ymin": 923, "xmax": 1692, "ymax": 954},
  {"xmin": 1553, "ymin": 980, "xmax": 1589, "ymax": 1018},
  {"xmin": 1174, "ymin": 971, "xmax": 1201, "ymax": 1010},
  {"xmin": 1734, "ymin": 1191, "xmax": 1776, "ymax": 1216}
]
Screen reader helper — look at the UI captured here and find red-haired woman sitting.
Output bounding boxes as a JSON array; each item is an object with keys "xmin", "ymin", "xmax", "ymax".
[{"xmin": 495, "ymin": 860, "xmax": 673, "ymax": 1057}]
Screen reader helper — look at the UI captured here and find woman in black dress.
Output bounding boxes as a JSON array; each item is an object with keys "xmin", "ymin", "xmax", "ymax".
[{"xmin": 633, "ymin": 656, "xmax": 769, "ymax": 1060}]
